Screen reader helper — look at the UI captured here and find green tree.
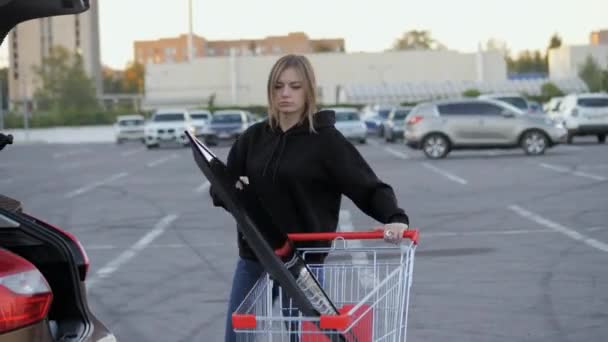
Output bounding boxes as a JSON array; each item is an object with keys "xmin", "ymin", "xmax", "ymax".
[
  {"xmin": 540, "ymin": 82, "xmax": 564, "ymax": 100},
  {"xmin": 548, "ymin": 33, "xmax": 562, "ymax": 50},
  {"xmin": 102, "ymin": 67, "xmax": 123, "ymax": 93},
  {"xmin": 462, "ymin": 89, "xmax": 481, "ymax": 98},
  {"xmin": 578, "ymin": 55, "xmax": 603, "ymax": 92},
  {"xmin": 33, "ymin": 46, "xmax": 98, "ymax": 112},
  {"xmin": 122, "ymin": 62, "xmax": 145, "ymax": 94},
  {"xmin": 392, "ymin": 30, "xmax": 445, "ymax": 50},
  {"xmin": 508, "ymin": 50, "xmax": 548, "ymax": 74}
]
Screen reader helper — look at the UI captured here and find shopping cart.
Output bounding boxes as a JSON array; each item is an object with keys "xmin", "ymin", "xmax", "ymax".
[{"xmin": 232, "ymin": 229, "xmax": 419, "ymax": 342}]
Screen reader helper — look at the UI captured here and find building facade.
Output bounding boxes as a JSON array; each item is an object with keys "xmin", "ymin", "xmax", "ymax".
[
  {"xmin": 548, "ymin": 44, "xmax": 608, "ymax": 79},
  {"xmin": 134, "ymin": 32, "xmax": 345, "ymax": 65},
  {"xmin": 143, "ymin": 49, "xmax": 508, "ymax": 109},
  {"xmin": 590, "ymin": 30, "xmax": 608, "ymax": 45},
  {"xmin": 7, "ymin": 0, "xmax": 101, "ymax": 110}
]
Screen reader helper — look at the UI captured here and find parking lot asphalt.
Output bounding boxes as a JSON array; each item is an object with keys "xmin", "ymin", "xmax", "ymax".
[{"xmin": 1, "ymin": 137, "xmax": 607, "ymax": 342}]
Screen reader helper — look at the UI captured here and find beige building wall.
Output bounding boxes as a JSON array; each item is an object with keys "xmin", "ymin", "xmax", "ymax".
[
  {"xmin": 144, "ymin": 50, "xmax": 507, "ymax": 109},
  {"xmin": 549, "ymin": 45, "xmax": 608, "ymax": 79}
]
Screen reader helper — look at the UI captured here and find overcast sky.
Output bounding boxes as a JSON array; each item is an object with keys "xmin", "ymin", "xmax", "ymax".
[{"xmin": 1, "ymin": 0, "xmax": 606, "ymax": 69}]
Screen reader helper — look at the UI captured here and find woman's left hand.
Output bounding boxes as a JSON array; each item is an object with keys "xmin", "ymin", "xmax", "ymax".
[{"xmin": 382, "ymin": 222, "xmax": 409, "ymax": 244}]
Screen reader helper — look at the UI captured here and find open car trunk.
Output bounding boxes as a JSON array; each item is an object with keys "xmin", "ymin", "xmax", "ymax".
[{"xmin": 0, "ymin": 196, "xmax": 93, "ymax": 341}]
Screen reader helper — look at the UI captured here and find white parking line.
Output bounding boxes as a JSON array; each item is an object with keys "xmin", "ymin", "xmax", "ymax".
[
  {"xmin": 195, "ymin": 180, "xmax": 211, "ymax": 193},
  {"xmin": 538, "ymin": 162, "xmax": 607, "ymax": 182},
  {"xmin": 421, "ymin": 162, "xmax": 468, "ymax": 185},
  {"xmin": 86, "ymin": 241, "xmax": 226, "ymax": 250},
  {"xmin": 509, "ymin": 205, "xmax": 608, "ymax": 253},
  {"xmin": 121, "ymin": 147, "xmax": 146, "ymax": 157},
  {"xmin": 338, "ymin": 210, "xmax": 376, "ymax": 289},
  {"xmin": 86, "ymin": 214, "xmax": 179, "ymax": 289},
  {"xmin": 423, "ymin": 228, "xmax": 555, "ymax": 238},
  {"xmin": 384, "ymin": 147, "xmax": 409, "ymax": 159},
  {"xmin": 146, "ymin": 153, "xmax": 179, "ymax": 168},
  {"xmin": 64, "ymin": 172, "xmax": 128, "ymax": 198},
  {"xmin": 53, "ymin": 148, "xmax": 90, "ymax": 159}
]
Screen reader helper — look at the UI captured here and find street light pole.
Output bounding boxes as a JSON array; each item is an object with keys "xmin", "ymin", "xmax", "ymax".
[{"xmin": 187, "ymin": 0, "xmax": 194, "ymax": 62}]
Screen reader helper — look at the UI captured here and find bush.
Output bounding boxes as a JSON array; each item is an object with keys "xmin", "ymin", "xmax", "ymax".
[{"xmin": 462, "ymin": 89, "xmax": 481, "ymax": 98}]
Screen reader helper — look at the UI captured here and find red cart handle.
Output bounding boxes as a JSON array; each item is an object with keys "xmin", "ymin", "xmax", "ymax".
[{"xmin": 288, "ymin": 228, "xmax": 419, "ymax": 245}]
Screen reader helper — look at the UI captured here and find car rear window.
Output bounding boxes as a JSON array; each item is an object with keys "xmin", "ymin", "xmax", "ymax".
[
  {"xmin": 335, "ymin": 112, "xmax": 360, "ymax": 121},
  {"xmin": 118, "ymin": 119, "xmax": 144, "ymax": 126},
  {"xmin": 393, "ymin": 109, "xmax": 411, "ymax": 120},
  {"xmin": 496, "ymin": 97, "xmax": 528, "ymax": 110},
  {"xmin": 438, "ymin": 103, "xmax": 477, "ymax": 115},
  {"xmin": 212, "ymin": 114, "xmax": 242, "ymax": 123},
  {"xmin": 191, "ymin": 113, "xmax": 209, "ymax": 120},
  {"xmin": 153, "ymin": 113, "xmax": 185, "ymax": 122},
  {"xmin": 577, "ymin": 98, "xmax": 608, "ymax": 107},
  {"xmin": 377, "ymin": 109, "xmax": 391, "ymax": 119}
]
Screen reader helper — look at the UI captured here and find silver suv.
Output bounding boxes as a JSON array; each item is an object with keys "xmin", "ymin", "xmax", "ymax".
[{"xmin": 404, "ymin": 99, "xmax": 568, "ymax": 159}]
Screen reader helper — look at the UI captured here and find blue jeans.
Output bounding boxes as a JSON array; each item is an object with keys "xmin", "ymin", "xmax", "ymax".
[{"xmin": 224, "ymin": 258, "xmax": 324, "ymax": 342}]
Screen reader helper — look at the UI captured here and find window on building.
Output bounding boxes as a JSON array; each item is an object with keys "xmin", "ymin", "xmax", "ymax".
[
  {"xmin": 13, "ymin": 71, "xmax": 19, "ymax": 80},
  {"xmin": 272, "ymin": 45, "xmax": 282, "ymax": 54},
  {"xmin": 207, "ymin": 47, "xmax": 215, "ymax": 56}
]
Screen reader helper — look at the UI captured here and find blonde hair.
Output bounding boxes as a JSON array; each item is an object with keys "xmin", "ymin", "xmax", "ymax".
[{"xmin": 267, "ymin": 54, "xmax": 318, "ymax": 132}]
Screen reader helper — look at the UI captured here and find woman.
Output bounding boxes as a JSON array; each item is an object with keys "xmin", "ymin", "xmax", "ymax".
[{"xmin": 211, "ymin": 54, "xmax": 410, "ymax": 342}]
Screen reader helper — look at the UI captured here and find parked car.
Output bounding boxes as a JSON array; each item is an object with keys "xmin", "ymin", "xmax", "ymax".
[
  {"xmin": 330, "ymin": 107, "xmax": 367, "ymax": 144},
  {"xmin": 201, "ymin": 110, "xmax": 251, "ymax": 146},
  {"xmin": 544, "ymin": 96, "xmax": 563, "ymax": 115},
  {"xmin": 361, "ymin": 105, "xmax": 394, "ymax": 136},
  {"xmin": 0, "ymin": 137, "xmax": 116, "ymax": 342},
  {"xmin": 0, "ymin": 2, "xmax": 115, "ymax": 341},
  {"xmin": 383, "ymin": 107, "xmax": 412, "ymax": 143},
  {"xmin": 404, "ymin": 99, "xmax": 567, "ymax": 159},
  {"xmin": 114, "ymin": 114, "xmax": 145, "ymax": 144},
  {"xmin": 144, "ymin": 109, "xmax": 195, "ymax": 149},
  {"xmin": 556, "ymin": 93, "xmax": 608, "ymax": 144},
  {"xmin": 189, "ymin": 109, "xmax": 213, "ymax": 138},
  {"xmin": 479, "ymin": 93, "xmax": 533, "ymax": 113}
]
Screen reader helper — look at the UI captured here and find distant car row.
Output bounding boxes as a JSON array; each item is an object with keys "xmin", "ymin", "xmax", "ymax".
[{"xmin": 113, "ymin": 109, "xmax": 262, "ymax": 148}]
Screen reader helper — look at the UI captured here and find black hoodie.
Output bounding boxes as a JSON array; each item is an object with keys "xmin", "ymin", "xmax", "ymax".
[{"xmin": 210, "ymin": 110, "xmax": 409, "ymax": 261}]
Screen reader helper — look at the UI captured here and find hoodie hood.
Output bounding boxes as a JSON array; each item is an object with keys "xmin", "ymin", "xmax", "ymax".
[
  {"xmin": 261, "ymin": 110, "xmax": 336, "ymax": 181},
  {"xmin": 266, "ymin": 110, "xmax": 336, "ymax": 135}
]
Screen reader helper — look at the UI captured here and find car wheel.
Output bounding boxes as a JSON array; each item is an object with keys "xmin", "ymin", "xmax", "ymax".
[
  {"xmin": 359, "ymin": 138, "xmax": 367, "ymax": 144},
  {"xmin": 378, "ymin": 126, "xmax": 384, "ymax": 138},
  {"xmin": 422, "ymin": 134, "xmax": 450, "ymax": 159},
  {"xmin": 116, "ymin": 138, "xmax": 124, "ymax": 144},
  {"xmin": 385, "ymin": 131, "xmax": 394, "ymax": 143},
  {"xmin": 598, "ymin": 134, "xmax": 606, "ymax": 143},
  {"xmin": 566, "ymin": 133, "xmax": 574, "ymax": 144},
  {"xmin": 521, "ymin": 130, "xmax": 548, "ymax": 155},
  {"xmin": 146, "ymin": 143, "xmax": 159, "ymax": 149}
]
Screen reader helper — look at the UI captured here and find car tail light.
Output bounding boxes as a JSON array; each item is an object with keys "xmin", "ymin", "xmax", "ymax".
[
  {"xmin": 407, "ymin": 115, "xmax": 423, "ymax": 125},
  {"xmin": 0, "ymin": 249, "xmax": 53, "ymax": 334},
  {"xmin": 22, "ymin": 214, "xmax": 90, "ymax": 281}
]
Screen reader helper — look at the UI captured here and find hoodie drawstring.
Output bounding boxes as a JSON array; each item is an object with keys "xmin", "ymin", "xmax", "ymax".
[
  {"xmin": 262, "ymin": 133, "xmax": 283, "ymax": 178},
  {"xmin": 261, "ymin": 131, "xmax": 290, "ymax": 183}
]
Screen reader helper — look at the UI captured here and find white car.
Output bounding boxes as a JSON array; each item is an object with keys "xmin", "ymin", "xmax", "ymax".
[
  {"xmin": 144, "ymin": 109, "xmax": 196, "ymax": 148},
  {"xmin": 328, "ymin": 107, "xmax": 367, "ymax": 144},
  {"xmin": 189, "ymin": 109, "xmax": 212, "ymax": 137},
  {"xmin": 114, "ymin": 114, "xmax": 145, "ymax": 144},
  {"xmin": 556, "ymin": 93, "xmax": 608, "ymax": 144}
]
